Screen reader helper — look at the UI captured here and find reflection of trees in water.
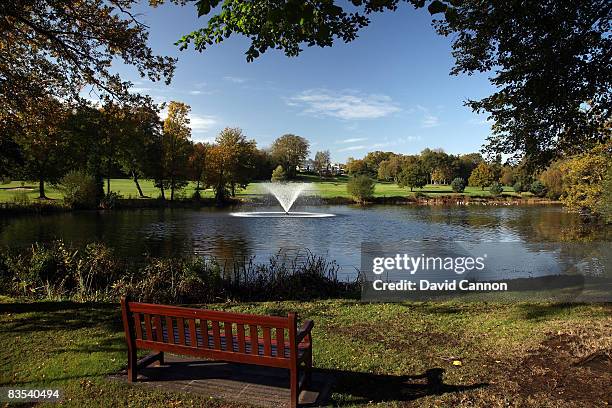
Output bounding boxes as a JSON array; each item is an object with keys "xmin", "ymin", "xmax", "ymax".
[{"xmin": 507, "ymin": 207, "xmax": 610, "ymax": 243}]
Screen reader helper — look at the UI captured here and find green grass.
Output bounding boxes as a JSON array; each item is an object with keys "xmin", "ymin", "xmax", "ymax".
[
  {"xmin": 1, "ymin": 297, "xmax": 610, "ymax": 407},
  {"xmin": 0, "ymin": 177, "xmax": 529, "ymax": 203}
]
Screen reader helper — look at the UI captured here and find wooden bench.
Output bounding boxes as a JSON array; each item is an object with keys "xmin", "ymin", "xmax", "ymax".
[{"xmin": 120, "ymin": 297, "xmax": 314, "ymax": 407}]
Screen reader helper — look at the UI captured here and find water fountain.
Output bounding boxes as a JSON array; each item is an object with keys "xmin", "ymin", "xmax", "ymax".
[{"xmin": 230, "ymin": 182, "xmax": 334, "ymax": 218}]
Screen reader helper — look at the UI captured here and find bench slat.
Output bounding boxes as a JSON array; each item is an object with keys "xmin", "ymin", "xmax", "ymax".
[
  {"xmin": 144, "ymin": 314, "xmax": 153, "ymax": 341},
  {"xmin": 188, "ymin": 319, "xmax": 197, "ymax": 347},
  {"xmin": 166, "ymin": 317, "xmax": 174, "ymax": 344},
  {"xmin": 224, "ymin": 322, "xmax": 233, "ymax": 352},
  {"xmin": 237, "ymin": 324, "xmax": 246, "ymax": 353},
  {"xmin": 276, "ymin": 327, "xmax": 285, "ymax": 358},
  {"xmin": 212, "ymin": 321, "xmax": 221, "ymax": 350},
  {"xmin": 177, "ymin": 317, "xmax": 185, "ymax": 345},
  {"xmin": 133, "ymin": 313, "xmax": 143, "ymax": 340},
  {"xmin": 153, "ymin": 316, "xmax": 163, "ymax": 342},
  {"xmin": 200, "ymin": 319, "xmax": 209, "ymax": 349},
  {"xmin": 249, "ymin": 325, "xmax": 258, "ymax": 355},
  {"xmin": 263, "ymin": 327, "xmax": 272, "ymax": 356}
]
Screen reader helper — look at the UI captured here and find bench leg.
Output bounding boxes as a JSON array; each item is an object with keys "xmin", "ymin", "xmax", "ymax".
[
  {"xmin": 127, "ymin": 349, "xmax": 137, "ymax": 383},
  {"xmin": 304, "ymin": 350, "xmax": 313, "ymax": 388},
  {"xmin": 155, "ymin": 351, "xmax": 164, "ymax": 366},
  {"xmin": 290, "ymin": 365, "xmax": 299, "ymax": 408}
]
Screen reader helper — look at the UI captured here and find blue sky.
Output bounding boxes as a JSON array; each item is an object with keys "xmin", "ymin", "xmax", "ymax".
[{"xmin": 116, "ymin": 2, "xmax": 495, "ymax": 162}]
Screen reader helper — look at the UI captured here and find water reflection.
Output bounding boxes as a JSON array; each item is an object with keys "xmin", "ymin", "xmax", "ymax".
[{"xmin": 0, "ymin": 205, "xmax": 609, "ymax": 279}]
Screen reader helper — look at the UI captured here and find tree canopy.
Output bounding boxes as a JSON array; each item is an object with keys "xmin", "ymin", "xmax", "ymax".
[
  {"xmin": 0, "ymin": 0, "xmax": 175, "ymax": 127},
  {"xmin": 175, "ymin": 0, "xmax": 611, "ymax": 168}
]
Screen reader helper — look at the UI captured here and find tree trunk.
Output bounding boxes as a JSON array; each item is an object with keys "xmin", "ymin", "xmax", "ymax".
[
  {"xmin": 38, "ymin": 178, "xmax": 47, "ymax": 199},
  {"xmin": 132, "ymin": 170, "xmax": 145, "ymax": 198},
  {"xmin": 160, "ymin": 184, "xmax": 165, "ymax": 200},
  {"xmin": 231, "ymin": 183, "xmax": 235, "ymax": 197},
  {"xmin": 170, "ymin": 177, "xmax": 175, "ymax": 201}
]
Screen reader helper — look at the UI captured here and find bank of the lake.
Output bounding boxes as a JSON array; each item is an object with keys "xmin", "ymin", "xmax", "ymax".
[{"xmin": 0, "ymin": 177, "xmax": 555, "ymax": 209}]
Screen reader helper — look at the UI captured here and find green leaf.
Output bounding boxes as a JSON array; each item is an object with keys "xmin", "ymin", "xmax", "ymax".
[
  {"xmin": 427, "ymin": 0, "xmax": 447, "ymax": 15},
  {"xmin": 196, "ymin": 0, "xmax": 211, "ymax": 17}
]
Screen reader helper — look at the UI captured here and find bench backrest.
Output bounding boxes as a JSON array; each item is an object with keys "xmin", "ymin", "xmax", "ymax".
[{"xmin": 121, "ymin": 298, "xmax": 299, "ymax": 368}]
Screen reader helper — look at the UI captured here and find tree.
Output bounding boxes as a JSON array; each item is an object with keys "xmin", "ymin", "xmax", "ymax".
[
  {"xmin": 363, "ymin": 151, "xmax": 394, "ymax": 176},
  {"xmin": 451, "ymin": 177, "xmax": 465, "ymax": 193},
  {"xmin": 271, "ymin": 165, "xmax": 287, "ymax": 182},
  {"xmin": 270, "ymin": 134, "xmax": 309, "ymax": 179},
  {"xmin": 538, "ymin": 162, "xmax": 564, "ymax": 200},
  {"xmin": 435, "ymin": 1, "xmax": 611, "ymax": 169},
  {"xmin": 313, "ymin": 150, "xmax": 331, "ymax": 177},
  {"xmin": 529, "ymin": 181, "xmax": 547, "ymax": 198},
  {"xmin": 559, "ymin": 142, "xmax": 611, "ymax": 216},
  {"xmin": 500, "ymin": 166, "xmax": 516, "ymax": 187},
  {"xmin": 117, "ymin": 102, "xmax": 163, "ymax": 198},
  {"xmin": 14, "ymin": 97, "xmax": 69, "ymax": 198},
  {"xmin": 489, "ymin": 182, "xmax": 503, "ymax": 196},
  {"xmin": 345, "ymin": 158, "xmax": 368, "ymax": 175},
  {"xmin": 189, "ymin": 142, "xmax": 209, "ymax": 197},
  {"xmin": 179, "ymin": 0, "xmax": 610, "ymax": 169},
  {"xmin": 468, "ymin": 162, "xmax": 497, "ymax": 190},
  {"xmin": 205, "ymin": 127, "xmax": 257, "ymax": 204},
  {"xmin": 377, "ymin": 158, "xmax": 401, "ymax": 182},
  {"xmin": 397, "ymin": 162, "xmax": 428, "ymax": 192},
  {"xmin": 347, "ymin": 175, "xmax": 375, "ymax": 203},
  {"xmin": 1, "ymin": 0, "xmax": 175, "ymax": 130},
  {"xmin": 160, "ymin": 101, "xmax": 192, "ymax": 201}
]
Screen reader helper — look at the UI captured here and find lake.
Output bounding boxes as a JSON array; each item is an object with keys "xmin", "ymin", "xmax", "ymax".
[{"xmin": 0, "ymin": 205, "xmax": 609, "ymax": 281}]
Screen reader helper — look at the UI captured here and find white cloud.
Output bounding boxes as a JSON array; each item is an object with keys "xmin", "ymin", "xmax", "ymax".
[
  {"xmin": 189, "ymin": 114, "xmax": 217, "ymax": 134},
  {"xmin": 223, "ymin": 76, "xmax": 248, "ymax": 84},
  {"xmin": 189, "ymin": 90, "xmax": 202, "ymax": 95},
  {"xmin": 421, "ymin": 114, "xmax": 440, "ymax": 128},
  {"xmin": 286, "ymin": 89, "xmax": 401, "ymax": 120},
  {"xmin": 337, "ymin": 137, "xmax": 368, "ymax": 144},
  {"xmin": 338, "ymin": 145, "xmax": 368, "ymax": 152},
  {"xmin": 416, "ymin": 105, "xmax": 440, "ymax": 128},
  {"xmin": 130, "ymin": 87, "xmax": 152, "ymax": 93}
]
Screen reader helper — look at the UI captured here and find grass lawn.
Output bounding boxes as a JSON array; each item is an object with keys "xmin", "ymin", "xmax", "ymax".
[
  {"xmin": 0, "ymin": 176, "xmax": 526, "ymax": 203},
  {"xmin": 2, "ymin": 296, "xmax": 610, "ymax": 407}
]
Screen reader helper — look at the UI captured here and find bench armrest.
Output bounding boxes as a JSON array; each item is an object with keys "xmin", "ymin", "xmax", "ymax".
[{"xmin": 296, "ymin": 320, "xmax": 314, "ymax": 345}]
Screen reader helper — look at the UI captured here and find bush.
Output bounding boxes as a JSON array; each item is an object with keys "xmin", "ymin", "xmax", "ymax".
[
  {"xmin": 513, "ymin": 181, "xmax": 526, "ymax": 193},
  {"xmin": 451, "ymin": 177, "xmax": 466, "ymax": 193},
  {"xmin": 347, "ymin": 174, "xmax": 375, "ymax": 202},
  {"xmin": 271, "ymin": 165, "xmax": 287, "ymax": 182},
  {"xmin": 489, "ymin": 182, "xmax": 503, "ymax": 196},
  {"xmin": 100, "ymin": 191, "xmax": 122, "ymax": 209},
  {"xmin": 11, "ymin": 190, "xmax": 30, "ymax": 206},
  {"xmin": 530, "ymin": 180, "xmax": 547, "ymax": 197},
  {"xmin": 59, "ymin": 170, "xmax": 98, "ymax": 209},
  {"xmin": 0, "ymin": 240, "xmax": 356, "ymax": 302}
]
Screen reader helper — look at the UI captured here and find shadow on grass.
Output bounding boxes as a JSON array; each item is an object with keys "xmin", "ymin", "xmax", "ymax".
[
  {"xmin": 0, "ymin": 300, "xmax": 122, "ymax": 334},
  {"xmin": 324, "ymin": 367, "xmax": 487, "ymax": 405},
  {"xmin": 121, "ymin": 359, "xmax": 487, "ymax": 406},
  {"xmin": 516, "ymin": 302, "xmax": 589, "ymax": 321}
]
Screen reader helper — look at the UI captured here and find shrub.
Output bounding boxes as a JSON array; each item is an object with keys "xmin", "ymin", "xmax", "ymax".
[
  {"xmin": 347, "ymin": 174, "xmax": 375, "ymax": 202},
  {"xmin": 530, "ymin": 180, "xmax": 547, "ymax": 197},
  {"xmin": 59, "ymin": 170, "xmax": 98, "ymax": 209},
  {"xmin": 100, "ymin": 191, "xmax": 123, "ymax": 209},
  {"xmin": 539, "ymin": 162, "xmax": 564, "ymax": 199},
  {"xmin": 271, "ymin": 165, "xmax": 287, "ymax": 182},
  {"xmin": 513, "ymin": 181, "xmax": 526, "ymax": 193},
  {"xmin": 11, "ymin": 190, "xmax": 30, "ymax": 206},
  {"xmin": 451, "ymin": 177, "xmax": 466, "ymax": 193},
  {"xmin": 489, "ymin": 182, "xmax": 503, "ymax": 196}
]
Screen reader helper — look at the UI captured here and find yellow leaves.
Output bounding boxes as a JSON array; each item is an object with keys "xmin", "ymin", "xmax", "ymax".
[{"xmin": 452, "ymin": 360, "xmax": 462, "ymax": 366}]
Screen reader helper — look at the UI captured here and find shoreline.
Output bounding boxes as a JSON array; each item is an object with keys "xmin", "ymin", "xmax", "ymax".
[{"xmin": 0, "ymin": 194, "xmax": 562, "ymax": 215}]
